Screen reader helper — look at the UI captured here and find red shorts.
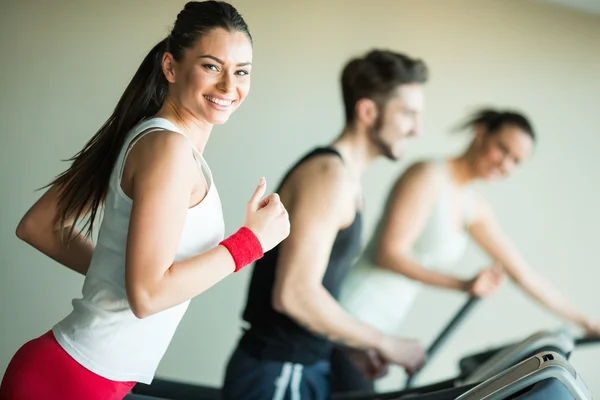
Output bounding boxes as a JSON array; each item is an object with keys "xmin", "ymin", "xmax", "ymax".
[{"xmin": 0, "ymin": 330, "xmax": 136, "ymax": 400}]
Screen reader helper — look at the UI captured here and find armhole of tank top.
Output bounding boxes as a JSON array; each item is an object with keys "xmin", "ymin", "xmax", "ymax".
[
  {"xmin": 320, "ymin": 147, "xmax": 343, "ymax": 162},
  {"xmin": 316, "ymin": 147, "xmax": 363, "ymax": 211},
  {"xmin": 277, "ymin": 147, "xmax": 344, "ymax": 191},
  {"xmin": 114, "ymin": 123, "xmax": 203, "ymax": 203},
  {"xmin": 118, "ymin": 127, "xmax": 166, "ymax": 182},
  {"xmin": 300, "ymin": 147, "xmax": 344, "ymax": 167}
]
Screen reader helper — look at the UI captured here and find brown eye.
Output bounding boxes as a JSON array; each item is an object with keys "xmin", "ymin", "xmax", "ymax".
[{"xmin": 202, "ymin": 64, "xmax": 219, "ymax": 72}]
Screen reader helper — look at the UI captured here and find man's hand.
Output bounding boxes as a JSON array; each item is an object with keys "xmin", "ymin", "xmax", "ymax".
[{"xmin": 344, "ymin": 348, "xmax": 390, "ymax": 380}]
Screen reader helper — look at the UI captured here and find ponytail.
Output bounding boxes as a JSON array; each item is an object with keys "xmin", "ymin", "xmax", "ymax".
[
  {"xmin": 47, "ymin": 38, "xmax": 169, "ymax": 242},
  {"xmin": 46, "ymin": 0, "xmax": 254, "ymax": 243},
  {"xmin": 452, "ymin": 107, "xmax": 535, "ymax": 141}
]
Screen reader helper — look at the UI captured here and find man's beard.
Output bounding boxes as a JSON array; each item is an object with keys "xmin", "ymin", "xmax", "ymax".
[{"xmin": 370, "ymin": 115, "xmax": 399, "ymax": 161}]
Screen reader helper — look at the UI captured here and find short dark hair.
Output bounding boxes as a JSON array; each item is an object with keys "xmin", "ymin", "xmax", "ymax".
[{"xmin": 341, "ymin": 49, "xmax": 428, "ymax": 124}]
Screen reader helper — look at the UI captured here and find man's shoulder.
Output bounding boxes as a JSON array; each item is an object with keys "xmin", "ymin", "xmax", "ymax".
[{"xmin": 293, "ymin": 151, "xmax": 350, "ymax": 193}]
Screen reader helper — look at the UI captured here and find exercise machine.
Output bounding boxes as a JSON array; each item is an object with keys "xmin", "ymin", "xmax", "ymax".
[
  {"xmin": 332, "ymin": 297, "xmax": 597, "ymax": 400},
  {"xmin": 332, "ymin": 330, "xmax": 581, "ymax": 399},
  {"xmin": 335, "ymin": 351, "xmax": 593, "ymax": 400},
  {"xmin": 404, "ymin": 297, "xmax": 592, "ymax": 390},
  {"xmin": 127, "ymin": 297, "xmax": 598, "ymax": 400},
  {"xmin": 455, "ymin": 351, "xmax": 593, "ymax": 400}
]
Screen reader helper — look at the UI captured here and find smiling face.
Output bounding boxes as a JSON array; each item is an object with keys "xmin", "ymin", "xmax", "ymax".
[
  {"xmin": 472, "ymin": 124, "xmax": 534, "ymax": 181},
  {"xmin": 163, "ymin": 27, "xmax": 253, "ymax": 125}
]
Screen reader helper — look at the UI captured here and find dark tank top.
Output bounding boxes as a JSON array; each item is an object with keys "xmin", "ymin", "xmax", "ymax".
[{"xmin": 238, "ymin": 147, "xmax": 363, "ymax": 365}]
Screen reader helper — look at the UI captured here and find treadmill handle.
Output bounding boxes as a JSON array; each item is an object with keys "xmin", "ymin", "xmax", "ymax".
[
  {"xmin": 574, "ymin": 336, "xmax": 600, "ymax": 346},
  {"xmin": 404, "ymin": 296, "xmax": 481, "ymax": 389}
]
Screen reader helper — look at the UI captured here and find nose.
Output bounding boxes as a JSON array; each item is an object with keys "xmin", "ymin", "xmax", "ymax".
[
  {"xmin": 500, "ymin": 157, "xmax": 514, "ymax": 176},
  {"xmin": 217, "ymin": 72, "xmax": 235, "ymax": 93},
  {"xmin": 410, "ymin": 116, "xmax": 422, "ymax": 137}
]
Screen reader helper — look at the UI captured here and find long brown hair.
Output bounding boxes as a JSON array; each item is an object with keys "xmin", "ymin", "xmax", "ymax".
[{"xmin": 47, "ymin": 1, "xmax": 252, "ymax": 242}]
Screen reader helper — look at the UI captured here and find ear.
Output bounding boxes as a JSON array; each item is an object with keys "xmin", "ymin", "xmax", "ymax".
[
  {"xmin": 355, "ymin": 98, "xmax": 379, "ymax": 128},
  {"xmin": 162, "ymin": 52, "xmax": 177, "ymax": 84}
]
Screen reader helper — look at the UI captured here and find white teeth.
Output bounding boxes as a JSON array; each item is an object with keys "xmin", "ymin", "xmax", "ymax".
[{"xmin": 205, "ymin": 96, "xmax": 232, "ymax": 106}]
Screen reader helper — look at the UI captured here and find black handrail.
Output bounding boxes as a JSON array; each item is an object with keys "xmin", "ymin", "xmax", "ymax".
[
  {"xmin": 404, "ymin": 296, "xmax": 480, "ymax": 389},
  {"xmin": 574, "ymin": 336, "xmax": 600, "ymax": 346}
]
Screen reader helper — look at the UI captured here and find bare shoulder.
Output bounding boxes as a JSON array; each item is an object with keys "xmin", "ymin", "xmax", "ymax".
[
  {"xmin": 399, "ymin": 160, "xmax": 441, "ymax": 185},
  {"xmin": 284, "ymin": 154, "xmax": 350, "ymax": 193},
  {"xmin": 120, "ymin": 129, "xmax": 196, "ymax": 197},
  {"xmin": 292, "ymin": 152, "xmax": 353, "ymax": 199},
  {"xmin": 302, "ymin": 152, "xmax": 348, "ymax": 182},
  {"xmin": 280, "ymin": 151, "xmax": 355, "ymax": 229},
  {"xmin": 132, "ymin": 129, "xmax": 192, "ymax": 161},
  {"xmin": 387, "ymin": 159, "xmax": 441, "ymax": 197},
  {"xmin": 125, "ymin": 129, "xmax": 195, "ymax": 174}
]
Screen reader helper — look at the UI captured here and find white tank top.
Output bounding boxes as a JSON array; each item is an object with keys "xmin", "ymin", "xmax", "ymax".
[
  {"xmin": 52, "ymin": 117, "xmax": 225, "ymax": 384},
  {"xmin": 339, "ymin": 160, "xmax": 475, "ymax": 335}
]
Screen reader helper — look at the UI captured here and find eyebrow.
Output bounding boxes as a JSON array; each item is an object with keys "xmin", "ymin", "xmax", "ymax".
[
  {"xmin": 199, "ymin": 54, "xmax": 252, "ymax": 67},
  {"xmin": 498, "ymin": 140, "xmax": 521, "ymax": 163}
]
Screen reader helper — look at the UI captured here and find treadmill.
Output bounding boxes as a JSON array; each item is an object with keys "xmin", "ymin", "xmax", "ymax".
[
  {"xmin": 332, "ymin": 298, "xmax": 595, "ymax": 400},
  {"xmin": 332, "ymin": 330, "xmax": 579, "ymax": 400},
  {"xmin": 339, "ymin": 350, "xmax": 593, "ymax": 400},
  {"xmin": 126, "ymin": 297, "xmax": 598, "ymax": 400},
  {"xmin": 125, "ymin": 351, "xmax": 594, "ymax": 400},
  {"xmin": 454, "ymin": 351, "xmax": 593, "ymax": 400}
]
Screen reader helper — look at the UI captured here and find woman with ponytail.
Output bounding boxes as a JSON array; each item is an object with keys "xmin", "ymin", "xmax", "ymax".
[
  {"xmin": 331, "ymin": 108, "xmax": 600, "ymax": 393},
  {"xmin": 0, "ymin": 2, "xmax": 289, "ymax": 399}
]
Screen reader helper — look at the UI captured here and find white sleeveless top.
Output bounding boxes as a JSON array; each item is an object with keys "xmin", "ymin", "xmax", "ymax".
[
  {"xmin": 339, "ymin": 160, "xmax": 475, "ymax": 335},
  {"xmin": 52, "ymin": 118, "xmax": 225, "ymax": 383}
]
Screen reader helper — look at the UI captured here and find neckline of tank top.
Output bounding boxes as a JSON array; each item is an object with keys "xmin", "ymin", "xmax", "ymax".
[{"xmin": 439, "ymin": 159, "xmax": 472, "ymax": 192}]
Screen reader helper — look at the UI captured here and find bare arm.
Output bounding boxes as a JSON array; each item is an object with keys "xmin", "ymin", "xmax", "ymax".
[
  {"xmin": 16, "ymin": 132, "xmax": 239, "ymax": 309},
  {"xmin": 269, "ymin": 157, "xmax": 426, "ymax": 372},
  {"xmin": 375, "ymin": 162, "xmax": 471, "ymax": 291},
  {"xmin": 468, "ymin": 194, "xmax": 594, "ymax": 328},
  {"xmin": 272, "ymin": 159, "xmax": 386, "ymax": 350},
  {"xmin": 124, "ymin": 131, "xmax": 277, "ymax": 318},
  {"xmin": 17, "ymin": 130, "xmax": 286, "ymax": 320},
  {"xmin": 16, "ymin": 185, "xmax": 95, "ymax": 276}
]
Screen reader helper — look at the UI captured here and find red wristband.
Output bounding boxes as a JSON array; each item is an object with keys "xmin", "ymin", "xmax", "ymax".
[{"xmin": 219, "ymin": 227, "xmax": 264, "ymax": 272}]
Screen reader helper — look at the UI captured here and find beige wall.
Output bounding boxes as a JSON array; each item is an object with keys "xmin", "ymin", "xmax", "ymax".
[{"xmin": 1, "ymin": 0, "xmax": 599, "ymax": 393}]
